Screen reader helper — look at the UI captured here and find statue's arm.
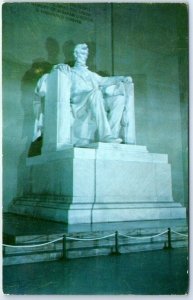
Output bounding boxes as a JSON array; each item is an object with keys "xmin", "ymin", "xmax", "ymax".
[
  {"xmin": 33, "ymin": 74, "xmax": 48, "ymax": 119},
  {"xmin": 33, "ymin": 94, "xmax": 42, "ymax": 120},
  {"xmin": 32, "ymin": 74, "xmax": 48, "ymax": 141},
  {"xmin": 99, "ymin": 75, "xmax": 132, "ymax": 87}
]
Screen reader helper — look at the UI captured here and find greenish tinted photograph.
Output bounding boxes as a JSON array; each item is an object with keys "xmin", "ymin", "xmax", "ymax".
[{"xmin": 2, "ymin": 1, "xmax": 189, "ymax": 295}]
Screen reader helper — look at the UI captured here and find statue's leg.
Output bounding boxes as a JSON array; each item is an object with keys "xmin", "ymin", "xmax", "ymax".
[
  {"xmin": 89, "ymin": 90, "xmax": 112, "ymax": 140},
  {"xmin": 105, "ymin": 95, "xmax": 125, "ymax": 138}
]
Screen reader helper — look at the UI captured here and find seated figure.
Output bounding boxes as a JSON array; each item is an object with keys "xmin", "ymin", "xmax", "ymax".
[{"xmin": 32, "ymin": 43, "xmax": 135, "ymax": 148}]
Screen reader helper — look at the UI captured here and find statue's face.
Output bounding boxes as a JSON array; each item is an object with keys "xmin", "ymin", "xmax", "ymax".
[{"xmin": 76, "ymin": 47, "xmax": 89, "ymax": 65}]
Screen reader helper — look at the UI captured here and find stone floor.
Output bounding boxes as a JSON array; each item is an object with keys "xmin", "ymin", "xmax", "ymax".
[{"xmin": 3, "ymin": 248, "xmax": 188, "ymax": 295}]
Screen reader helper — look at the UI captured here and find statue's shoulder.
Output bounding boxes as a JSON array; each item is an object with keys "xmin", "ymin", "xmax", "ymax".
[
  {"xmin": 88, "ymin": 69, "xmax": 102, "ymax": 81},
  {"xmin": 36, "ymin": 73, "xmax": 49, "ymax": 86}
]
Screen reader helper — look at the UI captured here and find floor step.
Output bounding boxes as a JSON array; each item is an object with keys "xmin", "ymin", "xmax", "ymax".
[{"xmin": 3, "ymin": 250, "xmax": 63, "ymax": 266}]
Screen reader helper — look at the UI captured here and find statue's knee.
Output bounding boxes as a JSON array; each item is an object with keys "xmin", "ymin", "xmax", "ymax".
[
  {"xmin": 94, "ymin": 95, "xmax": 105, "ymax": 107},
  {"xmin": 119, "ymin": 96, "xmax": 125, "ymax": 104},
  {"xmin": 113, "ymin": 96, "xmax": 125, "ymax": 108}
]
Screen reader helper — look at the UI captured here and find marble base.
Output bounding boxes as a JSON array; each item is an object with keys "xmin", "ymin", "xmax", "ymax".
[
  {"xmin": 10, "ymin": 143, "xmax": 186, "ymax": 224},
  {"xmin": 11, "ymin": 196, "xmax": 186, "ymax": 224}
]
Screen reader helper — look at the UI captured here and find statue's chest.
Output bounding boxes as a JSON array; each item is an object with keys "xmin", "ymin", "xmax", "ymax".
[{"xmin": 72, "ymin": 71, "xmax": 98, "ymax": 90}]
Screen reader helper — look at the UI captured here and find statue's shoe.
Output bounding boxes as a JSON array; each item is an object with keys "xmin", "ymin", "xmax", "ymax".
[{"xmin": 101, "ymin": 137, "xmax": 122, "ymax": 144}]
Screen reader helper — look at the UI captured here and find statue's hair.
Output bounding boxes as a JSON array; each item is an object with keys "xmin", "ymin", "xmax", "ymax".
[{"xmin": 74, "ymin": 44, "xmax": 88, "ymax": 58}]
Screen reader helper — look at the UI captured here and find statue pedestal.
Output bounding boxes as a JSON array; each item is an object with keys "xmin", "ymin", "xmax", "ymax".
[{"xmin": 10, "ymin": 143, "xmax": 186, "ymax": 224}]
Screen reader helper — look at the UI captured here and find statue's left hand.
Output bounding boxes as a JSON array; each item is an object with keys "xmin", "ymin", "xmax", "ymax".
[{"xmin": 122, "ymin": 76, "xmax": 132, "ymax": 83}]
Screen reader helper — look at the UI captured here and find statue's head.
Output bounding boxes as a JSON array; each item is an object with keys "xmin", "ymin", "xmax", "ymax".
[{"xmin": 74, "ymin": 43, "xmax": 89, "ymax": 66}]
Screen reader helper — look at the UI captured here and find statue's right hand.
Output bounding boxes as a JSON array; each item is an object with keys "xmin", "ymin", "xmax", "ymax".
[{"xmin": 52, "ymin": 64, "xmax": 71, "ymax": 73}]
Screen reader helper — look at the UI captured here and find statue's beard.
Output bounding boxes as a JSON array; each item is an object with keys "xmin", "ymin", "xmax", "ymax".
[{"xmin": 76, "ymin": 57, "xmax": 88, "ymax": 67}]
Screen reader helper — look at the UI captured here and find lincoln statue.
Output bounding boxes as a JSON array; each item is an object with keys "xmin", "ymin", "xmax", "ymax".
[{"xmin": 32, "ymin": 43, "xmax": 135, "ymax": 147}]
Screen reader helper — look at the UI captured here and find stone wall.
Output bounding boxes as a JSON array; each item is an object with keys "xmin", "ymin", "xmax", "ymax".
[{"xmin": 112, "ymin": 4, "xmax": 188, "ymax": 206}]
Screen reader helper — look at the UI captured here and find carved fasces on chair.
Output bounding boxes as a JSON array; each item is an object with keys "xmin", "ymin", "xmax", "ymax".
[
  {"xmin": 42, "ymin": 67, "xmax": 72, "ymax": 153},
  {"xmin": 121, "ymin": 82, "xmax": 136, "ymax": 144}
]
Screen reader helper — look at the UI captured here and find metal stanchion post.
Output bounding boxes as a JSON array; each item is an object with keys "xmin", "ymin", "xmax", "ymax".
[
  {"xmin": 63, "ymin": 234, "xmax": 67, "ymax": 260},
  {"xmin": 168, "ymin": 227, "xmax": 172, "ymax": 249},
  {"xmin": 111, "ymin": 231, "xmax": 121, "ymax": 255},
  {"xmin": 164, "ymin": 228, "xmax": 172, "ymax": 250}
]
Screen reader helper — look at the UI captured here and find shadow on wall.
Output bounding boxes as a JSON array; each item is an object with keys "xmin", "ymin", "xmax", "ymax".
[
  {"xmin": 17, "ymin": 37, "xmax": 58, "ymax": 196},
  {"xmin": 62, "ymin": 40, "xmax": 75, "ymax": 67},
  {"xmin": 45, "ymin": 37, "xmax": 60, "ymax": 65},
  {"xmin": 86, "ymin": 41, "xmax": 96, "ymax": 71}
]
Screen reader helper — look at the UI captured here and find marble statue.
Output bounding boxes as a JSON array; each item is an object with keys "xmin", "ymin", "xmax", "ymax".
[
  {"xmin": 13, "ymin": 46, "xmax": 187, "ymax": 226},
  {"xmin": 33, "ymin": 43, "xmax": 136, "ymax": 147}
]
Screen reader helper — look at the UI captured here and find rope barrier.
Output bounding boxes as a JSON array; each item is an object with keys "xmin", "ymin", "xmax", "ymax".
[
  {"xmin": 3, "ymin": 237, "xmax": 63, "ymax": 248},
  {"xmin": 2, "ymin": 233, "xmax": 115, "ymax": 248},
  {"xmin": 171, "ymin": 229, "xmax": 188, "ymax": 238},
  {"xmin": 66, "ymin": 233, "xmax": 115, "ymax": 241},
  {"xmin": 119, "ymin": 230, "xmax": 168, "ymax": 240},
  {"xmin": 2, "ymin": 228, "xmax": 188, "ymax": 250}
]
